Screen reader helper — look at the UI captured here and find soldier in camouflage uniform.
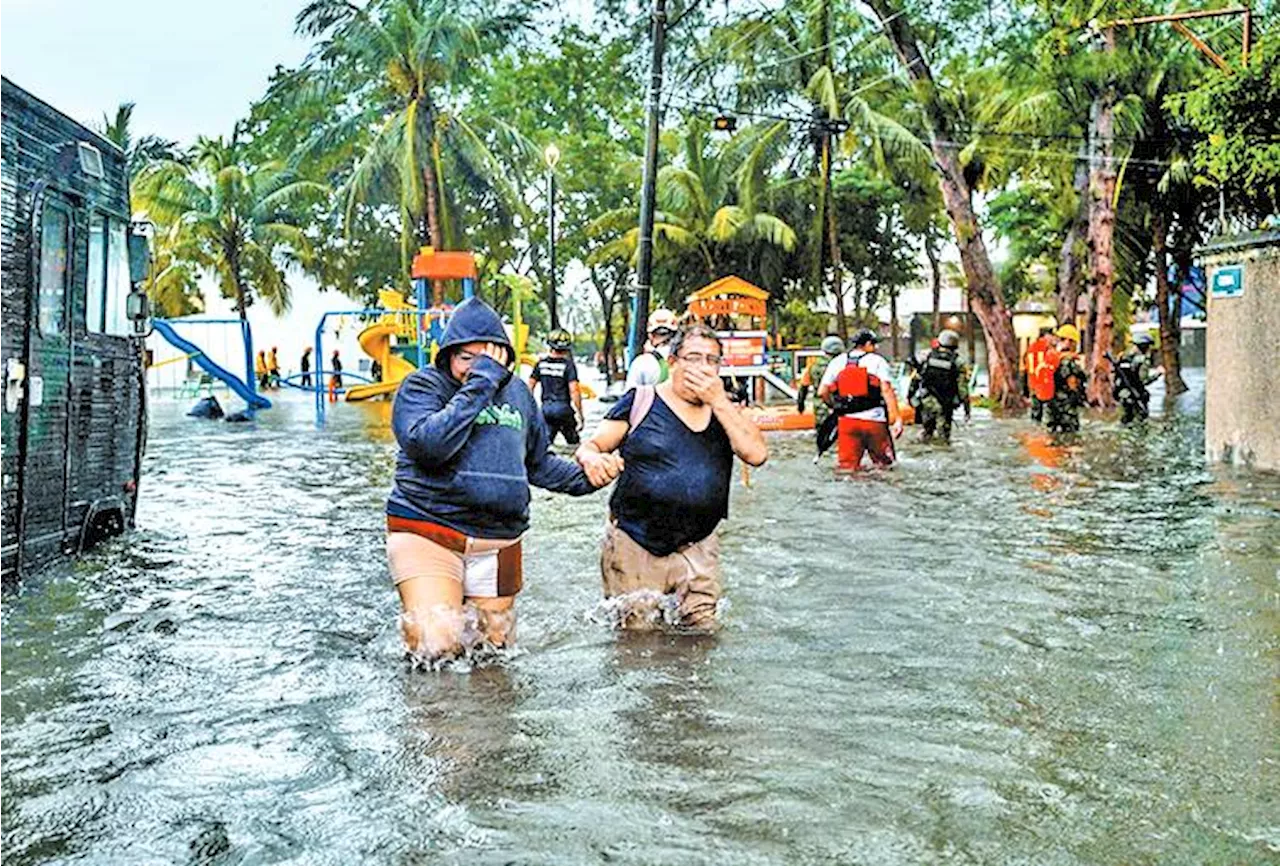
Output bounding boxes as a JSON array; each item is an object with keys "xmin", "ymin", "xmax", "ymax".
[
  {"xmin": 798, "ymin": 335, "xmax": 845, "ymax": 435},
  {"xmin": 913, "ymin": 329, "xmax": 970, "ymax": 444},
  {"xmin": 1113, "ymin": 333, "xmax": 1160, "ymax": 424},
  {"xmin": 1045, "ymin": 324, "xmax": 1088, "ymax": 434}
]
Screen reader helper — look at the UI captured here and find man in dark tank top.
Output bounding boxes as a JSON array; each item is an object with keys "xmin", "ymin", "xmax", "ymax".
[{"xmin": 575, "ymin": 325, "xmax": 768, "ymax": 631}]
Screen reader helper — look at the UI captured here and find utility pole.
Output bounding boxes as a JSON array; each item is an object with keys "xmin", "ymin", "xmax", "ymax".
[
  {"xmin": 544, "ymin": 143, "xmax": 561, "ymax": 330},
  {"xmin": 549, "ymin": 169, "xmax": 558, "ymax": 329},
  {"xmin": 627, "ymin": 0, "xmax": 667, "ymax": 364}
]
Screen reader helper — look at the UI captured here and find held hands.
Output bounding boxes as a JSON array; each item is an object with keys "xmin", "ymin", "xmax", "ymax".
[
  {"xmin": 575, "ymin": 446, "xmax": 624, "ymax": 488},
  {"xmin": 684, "ymin": 367, "xmax": 730, "ymax": 408}
]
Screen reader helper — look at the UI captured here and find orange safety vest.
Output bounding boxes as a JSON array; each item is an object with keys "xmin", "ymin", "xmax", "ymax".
[
  {"xmin": 833, "ymin": 354, "xmax": 885, "ymax": 414},
  {"xmin": 1025, "ymin": 337, "xmax": 1057, "ymax": 401}
]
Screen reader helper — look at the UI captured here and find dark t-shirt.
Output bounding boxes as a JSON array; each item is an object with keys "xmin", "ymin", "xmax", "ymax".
[
  {"xmin": 531, "ymin": 355, "xmax": 578, "ymax": 408},
  {"xmin": 605, "ymin": 389, "xmax": 734, "ymax": 556}
]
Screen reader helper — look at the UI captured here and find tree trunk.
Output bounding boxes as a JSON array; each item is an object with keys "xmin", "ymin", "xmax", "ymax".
[
  {"xmin": 823, "ymin": 136, "xmax": 848, "ymax": 340},
  {"xmin": 925, "ymin": 235, "xmax": 941, "ymax": 333},
  {"xmin": 1152, "ymin": 212, "xmax": 1188, "ymax": 395},
  {"xmin": 1056, "ymin": 154, "xmax": 1090, "ymax": 326},
  {"xmin": 1085, "ymin": 37, "xmax": 1119, "ymax": 407},
  {"xmin": 620, "ymin": 292, "xmax": 631, "ymax": 370},
  {"xmin": 890, "ymin": 289, "xmax": 899, "ymax": 360},
  {"xmin": 591, "ymin": 266, "xmax": 621, "ymax": 384},
  {"xmin": 867, "ymin": 0, "xmax": 1022, "ymax": 407},
  {"xmin": 420, "ymin": 107, "xmax": 446, "ymax": 305}
]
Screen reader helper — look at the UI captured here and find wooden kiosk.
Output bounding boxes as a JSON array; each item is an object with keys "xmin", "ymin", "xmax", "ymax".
[{"xmin": 685, "ymin": 276, "xmax": 814, "ymax": 431}]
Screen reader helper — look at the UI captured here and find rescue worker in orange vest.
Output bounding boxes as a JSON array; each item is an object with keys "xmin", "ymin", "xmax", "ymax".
[
  {"xmin": 817, "ymin": 329, "xmax": 904, "ymax": 469},
  {"xmin": 1045, "ymin": 323, "xmax": 1088, "ymax": 434},
  {"xmin": 1023, "ymin": 326, "xmax": 1057, "ymax": 423},
  {"xmin": 255, "ymin": 350, "xmax": 270, "ymax": 390}
]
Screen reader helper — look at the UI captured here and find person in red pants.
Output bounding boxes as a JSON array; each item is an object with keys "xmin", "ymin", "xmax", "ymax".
[{"xmin": 817, "ymin": 329, "xmax": 904, "ymax": 469}]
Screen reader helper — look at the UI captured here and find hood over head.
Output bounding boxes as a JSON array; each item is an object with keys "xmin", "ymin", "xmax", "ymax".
[{"xmin": 435, "ymin": 297, "xmax": 514, "ymax": 372}]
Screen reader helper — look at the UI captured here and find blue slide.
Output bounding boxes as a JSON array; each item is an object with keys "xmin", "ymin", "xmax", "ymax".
[{"xmin": 152, "ymin": 319, "xmax": 271, "ymax": 410}]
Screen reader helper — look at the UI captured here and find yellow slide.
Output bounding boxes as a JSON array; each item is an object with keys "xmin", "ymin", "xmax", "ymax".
[{"xmin": 346, "ymin": 290, "xmax": 419, "ymax": 402}]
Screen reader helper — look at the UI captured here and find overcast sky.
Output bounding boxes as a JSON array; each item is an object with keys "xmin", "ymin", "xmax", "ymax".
[{"xmin": 2, "ymin": 0, "xmax": 312, "ymax": 145}]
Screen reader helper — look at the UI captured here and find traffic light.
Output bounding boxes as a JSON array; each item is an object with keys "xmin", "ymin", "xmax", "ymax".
[{"xmin": 713, "ymin": 115, "xmax": 738, "ymax": 132}]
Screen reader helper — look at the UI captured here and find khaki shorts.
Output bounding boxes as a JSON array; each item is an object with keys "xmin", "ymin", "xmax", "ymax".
[
  {"xmin": 386, "ymin": 520, "xmax": 523, "ymax": 598},
  {"xmin": 599, "ymin": 521, "xmax": 721, "ymax": 629}
]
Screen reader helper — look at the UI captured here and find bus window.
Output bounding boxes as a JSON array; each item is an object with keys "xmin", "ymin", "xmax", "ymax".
[
  {"xmin": 39, "ymin": 208, "xmax": 70, "ymax": 336},
  {"xmin": 105, "ymin": 219, "xmax": 130, "ymax": 335},
  {"xmin": 87, "ymin": 213, "xmax": 106, "ymax": 332}
]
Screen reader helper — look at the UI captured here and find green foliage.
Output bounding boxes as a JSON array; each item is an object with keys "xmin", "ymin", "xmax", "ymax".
[
  {"xmin": 134, "ymin": 135, "xmax": 326, "ymax": 318},
  {"xmin": 987, "ymin": 184, "xmax": 1061, "ymax": 302},
  {"xmin": 1169, "ymin": 36, "xmax": 1280, "ymax": 226}
]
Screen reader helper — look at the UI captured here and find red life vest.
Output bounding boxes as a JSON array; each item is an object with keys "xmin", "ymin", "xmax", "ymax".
[
  {"xmin": 1026, "ymin": 337, "xmax": 1058, "ymax": 402},
  {"xmin": 833, "ymin": 354, "xmax": 885, "ymax": 415}
]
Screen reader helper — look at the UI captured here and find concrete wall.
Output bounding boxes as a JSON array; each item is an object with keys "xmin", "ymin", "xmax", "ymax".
[{"xmin": 1202, "ymin": 231, "xmax": 1280, "ymax": 471}]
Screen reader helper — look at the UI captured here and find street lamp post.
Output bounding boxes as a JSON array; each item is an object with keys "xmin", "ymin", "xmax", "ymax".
[{"xmin": 544, "ymin": 143, "xmax": 561, "ymax": 330}]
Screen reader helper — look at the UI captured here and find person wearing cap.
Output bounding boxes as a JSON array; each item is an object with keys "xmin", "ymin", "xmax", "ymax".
[
  {"xmin": 1113, "ymin": 332, "xmax": 1161, "ymax": 424},
  {"xmin": 386, "ymin": 298, "xmax": 621, "ymax": 662},
  {"xmin": 625, "ymin": 308, "xmax": 678, "ymax": 389},
  {"xmin": 1045, "ymin": 323, "xmax": 1088, "ymax": 434},
  {"xmin": 528, "ymin": 328, "xmax": 584, "ymax": 445},
  {"xmin": 915, "ymin": 328, "xmax": 971, "ymax": 444},
  {"xmin": 796, "ymin": 335, "xmax": 845, "ymax": 435},
  {"xmin": 817, "ymin": 329, "xmax": 904, "ymax": 469}
]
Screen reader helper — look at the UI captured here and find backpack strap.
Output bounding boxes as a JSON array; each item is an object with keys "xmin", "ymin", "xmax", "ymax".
[{"xmin": 628, "ymin": 385, "xmax": 656, "ymax": 431}]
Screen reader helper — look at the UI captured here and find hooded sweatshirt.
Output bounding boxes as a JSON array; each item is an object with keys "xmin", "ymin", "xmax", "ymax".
[{"xmin": 387, "ymin": 297, "xmax": 594, "ymax": 538}]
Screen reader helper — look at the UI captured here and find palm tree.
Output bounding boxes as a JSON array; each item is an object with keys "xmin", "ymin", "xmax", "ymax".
[
  {"xmin": 288, "ymin": 0, "xmax": 530, "ymax": 301},
  {"xmin": 133, "ymin": 134, "xmax": 326, "ymax": 321},
  {"xmin": 587, "ymin": 121, "xmax": 796, "ymax": 294},
  {"xmin": 696, "ymin": 0, "xmax": 931, "ymax": 339},
  {"xmin": 97, "ymin": 102, "xmax": 181, "ymax": 181},
  {"xmin": 96, "ymin": 102, "xmax": 202, "ymax": 316},
  {"xmin": 863, "ymin": 0, "xmax": 1025, "ymax": 406}
]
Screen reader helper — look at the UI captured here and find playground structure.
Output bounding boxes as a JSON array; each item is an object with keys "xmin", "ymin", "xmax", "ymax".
[
  {"xmin": 150, "ymin": 318, "xmax": 271, "ymax": 413},
  {"xmin": 344, "ymin": 289, "xmax": 421, "ymax": 402},
  {"xmin": 313, "ymin": 247, "xmax": 541, "ymax": 424},
  {"xmin": 684, "ymin": 276, "xmax": 814, "ymax": 432},
  {"xmin": 149, "ymin": 246, "xmax": 575, "ymax": 425}
]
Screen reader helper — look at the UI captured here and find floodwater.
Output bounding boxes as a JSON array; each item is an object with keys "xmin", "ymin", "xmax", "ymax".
[{"xmin": 3, "ymin": 370, "xmax": 1277, "ymax": 865}]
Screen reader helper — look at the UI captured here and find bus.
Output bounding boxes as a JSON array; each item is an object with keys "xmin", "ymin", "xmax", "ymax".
[{"xmin": 1, "ymin": 78, "xmax": 151, "ymax": 584}]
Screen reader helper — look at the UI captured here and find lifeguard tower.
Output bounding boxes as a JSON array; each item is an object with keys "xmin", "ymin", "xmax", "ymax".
[{"xmin": 686, "ymin": 276, "xmax": 797, "ymax": 402}]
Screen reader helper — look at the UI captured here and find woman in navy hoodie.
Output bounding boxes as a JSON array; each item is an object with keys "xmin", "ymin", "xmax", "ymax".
[{"xmin": 387, "ymin": 297, "xmax": 621, "ymax": 660}]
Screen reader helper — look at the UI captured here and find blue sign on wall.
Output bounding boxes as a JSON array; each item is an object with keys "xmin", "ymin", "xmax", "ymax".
[{"xmin": 1211, "ymin": 265, "xmax": 1244, "ymax": 298}]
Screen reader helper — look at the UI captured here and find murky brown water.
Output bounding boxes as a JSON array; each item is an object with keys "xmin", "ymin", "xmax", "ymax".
[{"xmin": 3, "ymin": 370, "xmax": 1277, "ymax": 864}]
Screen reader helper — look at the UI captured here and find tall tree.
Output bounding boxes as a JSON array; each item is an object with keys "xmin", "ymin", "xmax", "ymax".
[
  {"xmin": 865, "ymin": 0, "xmax": 1023, "ymax": 406},
  {"xmin": 97, "ymin": 102, "xmax": 181, "ymax": 181},
  {"xmin": 289, "ymin": 0, "xmax": 531, "ymax": 301},
  {"xmin": 97, "ymin": 102, "xmax": 202, "ymax": 317},
  {"xmin": 134, "ymin": 135, "xmax": 325, "ymax": 320}
]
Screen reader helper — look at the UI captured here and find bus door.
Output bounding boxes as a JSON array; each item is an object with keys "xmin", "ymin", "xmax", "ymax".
[{"xmin": 20, "ymin": 193, "xmax": 75, "ymax": 559}]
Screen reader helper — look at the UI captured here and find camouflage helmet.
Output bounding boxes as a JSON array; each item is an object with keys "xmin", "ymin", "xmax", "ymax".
[
  {"xmin": 547, "ymin": 328, "xmax": 572, "ymax": 350},
  {"xmin": 821, "ymin": 335, "xmax": 845, "ymax": 357},
  {"xmin": 936, "ymin": 328, "xmax": 961, "ymax": 349},
  {"xmin": 1133, "ymin": 332, "xmax": 1155, "ymax": 347}
]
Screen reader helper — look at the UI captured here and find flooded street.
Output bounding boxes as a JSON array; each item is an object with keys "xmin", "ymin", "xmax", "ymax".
[{"xmin": 3, "ymin": 372, "xmax": 1277, "ymax": 865}]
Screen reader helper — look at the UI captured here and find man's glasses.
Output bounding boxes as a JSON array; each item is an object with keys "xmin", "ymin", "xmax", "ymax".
[{"xmin": 676, "ymin": 351, "xmax": 722, "ymax": 367}]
